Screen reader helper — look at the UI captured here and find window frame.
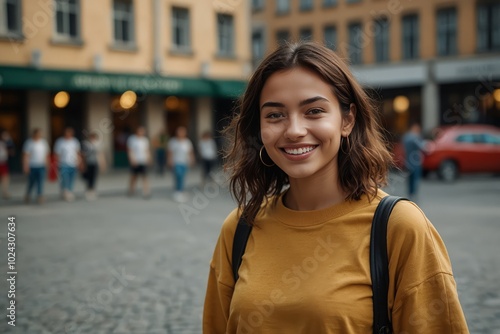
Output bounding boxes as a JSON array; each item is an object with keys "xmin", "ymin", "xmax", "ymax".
[
  {"xmin": 171, "ymin": 6, "xmax": 191, "ymax": 53},
  {"xmin": 348, "ymin": 22, "xmax": 363, "ymax": 65},
  {"xmin": 112, "ymin": 0, "xmax": 136, "ymax": 48},
  {"xmin": 323, "ymin": 0, "xmax": 338, "ymax": 8},
  {"xmin": 216, "ymin": 13, "xmax": 235, "ymax": 58},
  {"xmin": 477, "ymin": 3, "xmax": 500, "ymax": 52},
  {"xmin": 402, "ymin": 14, "xmax": 419, "ymax": 60},
  {"xmin": 276, "ymin": 0, "xmax": 290, "ymax": 15},
  {"xmin": 374, "ymin": 17, "xmax": 390, "ymax": 62},
  {"xmin": 53, "ymin": 0, "xmax": 82, "ymax": 44},
  {"xmin": 0, "ymin": 0, "xmax": 23, "ymax": 39},
  {"xmin": 299, "ymin": 0, "xmax": 313, "ymax": 12},
  {"xmin": 276, "ymin": 29, "xmax": 290, "ymax": 46},
  {"xmin": 436, "ymin": 7, "xmax": 457, "ymax": 56},
  {"xmin": 323, "ymin": 25, "xmax": 337, "ymax": 50},
  {"xmin": 299, "ymin": 27, "xmax": 313, "ymax": 42}
]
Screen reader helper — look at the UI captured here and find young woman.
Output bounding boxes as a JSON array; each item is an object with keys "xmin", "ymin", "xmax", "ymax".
[{"xmin": 203, "ymin": 43, "xmax": 468, "ymax": 333}]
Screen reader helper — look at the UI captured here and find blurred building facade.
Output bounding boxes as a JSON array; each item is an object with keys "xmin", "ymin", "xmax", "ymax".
[
  {"xmin": 0, "ymin": 0, "xmax": 250, "ymax": 170},
  {"xmin": 251, "ymin": 0, "xmax": 500, "ymax": 139}
]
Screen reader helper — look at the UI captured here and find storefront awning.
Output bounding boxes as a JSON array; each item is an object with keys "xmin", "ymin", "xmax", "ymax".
[{"xmin": 0, "ymin": 65, "xmax": 247, "ymax": 99}]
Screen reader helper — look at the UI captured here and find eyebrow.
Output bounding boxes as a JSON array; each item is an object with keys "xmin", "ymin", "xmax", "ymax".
[{"xmin": 260, "ymin": 96, "xmax": 329, "ymax": 110}]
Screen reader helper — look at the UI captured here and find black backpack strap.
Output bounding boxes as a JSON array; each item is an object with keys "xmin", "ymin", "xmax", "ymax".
[
  {"xmin": 371, "ymin": 195, "xmax": 407, "ymax": 334},
  {"xmin": 232, "ymin": 213, "xmax": 253, "ymax": 282}
]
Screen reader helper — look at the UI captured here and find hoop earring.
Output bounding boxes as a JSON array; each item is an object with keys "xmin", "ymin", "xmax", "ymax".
[
  {"xmin": 259, "ymin": 146, "xmax": 275, "ymax": 167},
  {"xmin": 340, "ymin": 136, "xmax": 351, "ymax": 155}
]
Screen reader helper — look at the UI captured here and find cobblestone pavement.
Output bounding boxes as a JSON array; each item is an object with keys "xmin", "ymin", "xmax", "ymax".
[{"xmin": 0, "ymin": 172, "xmax": 499, "ymax": 333}]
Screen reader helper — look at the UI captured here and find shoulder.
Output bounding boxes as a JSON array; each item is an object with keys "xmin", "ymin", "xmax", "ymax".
[
  {"xmin": 219, "ymin": 207, "xmax": 241, "ymax": 241},
  {"xmin": 388, "ymin": 200, "xmax": 434, "ymax": 242}
]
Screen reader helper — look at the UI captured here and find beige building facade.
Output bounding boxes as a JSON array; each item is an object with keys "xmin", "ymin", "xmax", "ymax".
[
  {"xmin": 0, "ymin": 0, "xmax": 250, "ymax": 170},
  {"xmin": 251, "ymin": 0, "xmax": 500, "ymax": 139}
]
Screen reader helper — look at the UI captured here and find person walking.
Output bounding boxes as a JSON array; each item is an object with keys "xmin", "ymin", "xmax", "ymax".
[
  {"xmin": 82, "ymin": 131, "xmax": 106, "ymax": 201},
  {"xmin": 152, "ymin": 129, "xmax": 168, "ymax": 176},
  {"xmin": 402, "ymin": 122, "xmax": 427, "ymax": 202},
  {"xmin": 203, "ymin": 42, "xmax": 468, "ymax": 333},
  {"xmin": 198, "ymin": 131, "xmax": 218, "ymax": 186},
  {"xmin": 23, "ymin": 128, "xmax": 50, "ymax": 204},
  {"xmin": 0, "ymin": 130, "xmax": 15, "ymax": 199},
  {"xmin": 54, "ymin": 127, "xmax": 81, "ymax": 202},
  {"xmin": 127, "ymin": 126, "xmax": 151, "ymax": 198},
  {"xmin": 167, "ymin": 126, "xmax": 195, "ymax": 202}
]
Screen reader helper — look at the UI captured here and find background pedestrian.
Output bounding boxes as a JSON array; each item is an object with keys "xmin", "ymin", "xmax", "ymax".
[
  {"xmin": 168, "ymin": 126, "xmax": 195, "ymax": 202},
  {"xmin": 402, "ymin": 122, "xmax": 427, "ymax": 202},
  {"xmin": 0, "ymin": 129, "xmax": 15, "ymax": 199},
  {"xmin": 198, "ymin": 131, "xmax": 218, "ymax": 186},
  {"xmin": 54, "ymin": 127, "xmax": 81, "ymax": 202},
  {"xmin": 127, "ymin": 126, "xmax": 151, "ymax": 198},
  {"xmin": 23, "ymin": 128, "xmax": 50, "ymax": 204},
  {"xmin": 82, "ymin": 131, "xmax": 106, "ymax": 201}
]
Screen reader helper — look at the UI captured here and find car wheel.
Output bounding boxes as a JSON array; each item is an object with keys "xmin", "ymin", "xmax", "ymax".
[{"xmin": 438, "ymin": 160, "xmax": 458, "ymax": 182}]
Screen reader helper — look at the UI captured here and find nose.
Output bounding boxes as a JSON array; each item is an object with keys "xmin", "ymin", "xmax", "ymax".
[{"xmin": 284, "ymin": 115, "xmax": 307, "ymax": 141}]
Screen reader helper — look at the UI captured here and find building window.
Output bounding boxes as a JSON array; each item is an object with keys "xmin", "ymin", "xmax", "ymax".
[
  {"xmin": 323, "ymin": 25, "xmax": 337, "ymax": 50},
  {"xmin": 300, "ymin": 0, "xmax": 313, "ymax": 11},
  {"xmin": 300, "ymin": 27, "xmax": 313, "ymax": 42},
  {"xmin": 323, "ymin": 0, "xmax": 337, "ymax": 8},
  {"xmin": 276, "ymin": 29, "xmax": 290, "ymax": 46},
  {"xmin": 374, "ymin": 18, "xmax": 389, "ymax": 62},
  {"xmin": 252, "ymin": 29, "xmax": 264, "ymax": 65},
  {"xmin": 276, "ymin": 0, "xmax": 289, "ymax": 15},
  {"xmin": 348, "ymin": 22, "xmax": 363, "ymax": 64},
  {"xmin": 55, "ymin": 0, "xmax": 80, "ymax": 40},
  {"xmin": 252, "ymin": 0, "xmax": 264, "ymax": 11},
  {"xmin": 113, "ymin": 0, "xmax": 135, "ymax": 45},
  {"xmin": 436, "ymin": 8, "xmax": 457, "ymax": 56},
  {"xmin": 0, "ymin": 0, "xmax": 22, "ymax": 37},
  {"xmin": 217, "ymin": 13, "xmax": 234, "ymax": 57},
  {"xmin": 477, "ymin": 3, "xmax": 500, "ymax": 52},
  {"xmin": 172, "ymin": 7, "xmax": 190, "ymax": 52},
  {"xmin": 402, "ymin": 14, "xmax": 419, "ymax": 60}
]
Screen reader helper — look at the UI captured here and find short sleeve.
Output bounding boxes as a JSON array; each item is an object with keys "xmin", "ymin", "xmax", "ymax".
[
  {"xmin": 203, "ymin": 208, "xmax": 241, "ymax": 333},
  {"xmin": 387, "ymin": 201, "xmax": 469, "ymax": 333}
]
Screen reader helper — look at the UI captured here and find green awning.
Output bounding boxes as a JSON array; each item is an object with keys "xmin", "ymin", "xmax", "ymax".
[
  {"xmin": 211, "ymin": 79, "xmax": 247, "ymax": 98},
  {"xmin": 0, "ymin": 65, "xmax": 246, "ymax": 98}
]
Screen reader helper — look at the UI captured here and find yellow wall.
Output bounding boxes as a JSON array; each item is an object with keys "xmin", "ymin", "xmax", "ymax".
[
  {"xmin": 0, "ymin": 0, "xmax": 250, "ymax": 79},
  {"xmin": 253, "ymin": 0, "xmax": 482, "ymax": 63}
]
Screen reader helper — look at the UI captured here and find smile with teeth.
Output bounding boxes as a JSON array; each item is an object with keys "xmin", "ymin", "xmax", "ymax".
[{"xmin": 283, "ymin": 146, "xmax": 317, "ymax": 155}]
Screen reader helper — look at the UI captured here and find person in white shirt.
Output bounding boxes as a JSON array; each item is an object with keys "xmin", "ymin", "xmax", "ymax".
[
  {"xmin": 198, "ymin": 131, "xmax": 218, "ymax": 185},
  {"xmin": 23, "ymin": 128, "xmax": 50, "ymax": 204},
  {"xmin": 127, "ymin": 126, "xmax": 151, "ymax": 198},
  {"xmin": 54, "ymin": 127, "xmax": 81, "ymax": 202},
  {"xmin": 168, "ymin": 126, "xmax": 195, "ymax": 202}
]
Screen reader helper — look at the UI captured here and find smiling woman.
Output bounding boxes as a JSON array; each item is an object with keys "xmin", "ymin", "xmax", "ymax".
[{"xmin": 203, "ymin": 42, "xmax": 469, "ymax": 334}]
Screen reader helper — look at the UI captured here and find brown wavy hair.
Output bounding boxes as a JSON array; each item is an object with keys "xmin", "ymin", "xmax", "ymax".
[{"xmin": 223, "ymin": 42, "xmax": 393, "ymax": 224}]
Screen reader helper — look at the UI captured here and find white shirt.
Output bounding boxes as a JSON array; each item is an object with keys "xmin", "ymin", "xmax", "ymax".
[
  {"xmin": 54, "ymin": 137, "xmax": 81, "ymax": 167},
  {"xmin": 198, "ymin": 138, "xmax": 218, "ymax": 160},
  {"xmin": 168, "ymin": 138, "xmax": 193, "ymax": 165},
  {"xmin": 23, "ymin": 138, "xmax": 50, "ymax": 167},
  {"xmin": 127, "ymin": 135, "xmax": 150, "ymax": 164}
]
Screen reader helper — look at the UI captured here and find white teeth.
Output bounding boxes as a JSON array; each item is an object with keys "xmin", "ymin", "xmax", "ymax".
[{"xmin": 284, "ymin": 146, "xmax": 315, "ymax": 155}]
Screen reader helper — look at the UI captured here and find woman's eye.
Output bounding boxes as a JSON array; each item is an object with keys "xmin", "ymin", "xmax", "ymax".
[
  {"xmin": 266, "ymin": 112, "xmax": 283, "ymax": 119},
  {"xmin": 307, "ymin": 108, "xmax": 324, "ymax": 115}
]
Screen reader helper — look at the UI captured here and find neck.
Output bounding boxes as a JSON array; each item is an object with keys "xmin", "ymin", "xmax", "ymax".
[{"xmin": 285, "ymin": 166, "xmax": 346, "ymax": 211}]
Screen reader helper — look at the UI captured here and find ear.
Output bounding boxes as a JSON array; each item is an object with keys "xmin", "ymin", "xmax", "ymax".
[{"xmin": 341, "ymin": 103, "xmax": 356, "ymax": 137}]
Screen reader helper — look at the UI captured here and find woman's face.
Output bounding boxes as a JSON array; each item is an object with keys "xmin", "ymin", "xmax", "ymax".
[{"xmin": 259, "ymin": 66, "xmax": 354, "ymax": 181}]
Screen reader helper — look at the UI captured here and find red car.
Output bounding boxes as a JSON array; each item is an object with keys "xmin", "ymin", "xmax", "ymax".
[{"xmin": 422, "ymin": 125, "xmax": 500, "ymax": 181}]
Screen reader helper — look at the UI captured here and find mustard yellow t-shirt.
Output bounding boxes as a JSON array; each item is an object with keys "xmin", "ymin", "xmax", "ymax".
[{"xmin": 203, "ymin": 190, "xmax": 469, "ymax": 333}]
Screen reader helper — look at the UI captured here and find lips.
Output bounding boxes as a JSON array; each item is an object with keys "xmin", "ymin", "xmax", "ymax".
[{"xmin": 282, "ymin": 145, "xmax": 317, "ymax": 155}]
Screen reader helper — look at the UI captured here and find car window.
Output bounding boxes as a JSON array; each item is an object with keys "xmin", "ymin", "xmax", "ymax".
[
  {"xmin": 455, "ymin": 134, "xmax": 476, "ymax": 143},
  {"xmin": 482, "ymin": 134, "xmax": 500, "ymax": 145}
]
